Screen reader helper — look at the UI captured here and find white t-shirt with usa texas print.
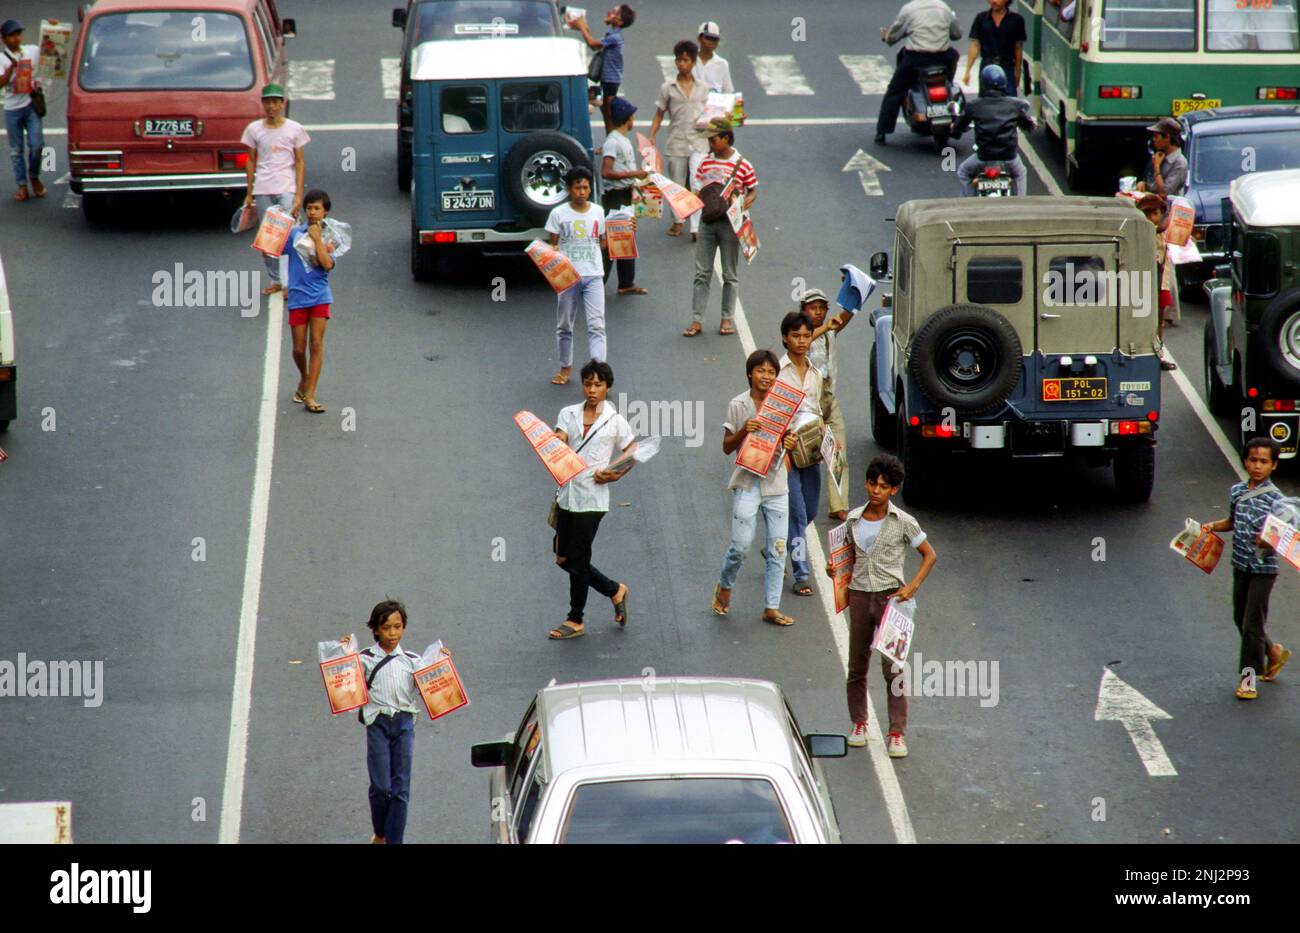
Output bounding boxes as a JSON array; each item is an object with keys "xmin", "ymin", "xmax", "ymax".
[{"xmin": 545, "ymin": 202, "xmax": 605, "ymax": 277}]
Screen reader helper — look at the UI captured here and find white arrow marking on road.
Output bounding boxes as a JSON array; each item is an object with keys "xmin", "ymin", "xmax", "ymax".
[
  {"xmin": 1094, "ymin": 668, "xmax": 1177, "ymax": 777},
  {"xmin": 842, "ymin": 149, "xmax": 890, "ymax": 196},
  {"xmin": 54, "ymin": 173, "xmax": 69, "ymax": 185}
]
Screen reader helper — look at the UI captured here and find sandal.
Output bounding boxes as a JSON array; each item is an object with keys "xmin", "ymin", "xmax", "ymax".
[
  {"xmin": 548, "ymin": 621, "xmax": 585, "ymax": 640},
  {"xmin": 682, "ymin": 322, "xmax": 703, "ymax": 337},
  {"xmin": 711, "ymin": 583, "xmax": 730, "ymax": 617},
  {"xmin": 261, "ymin": 283, "xmax": 282, "ymax": 296},
  {"xmin": 31, "ymin": 179, "xmax": 46, "ymax": 198},
  {"xmin": 718, "ymin": 322, "xmax": 737, "ymax": 336},
  {"xmin": 292, "ymin": 388, "xmax": 307, "ymax": 404},
  {"xmin": 303, "ymin": 399, "xmax": 325, "ymax": 413},
  {"xmin": 763, "ymin": 611, "xmax": 795, "ymax": 627},
  {"xmin": 612, "ymin": 583, "xmax": 629, "ymax": 627},
  {"xmin": 13, "ymin": 186, "xmax": 28, "ymax": 202},
  {"xmin": 618, "ymin": 287, "xmax": 648, "ymax": 295},
  {"xmin": 667, "ymin": 224, "xmax": 683, "ymax": 237},
  {"xmin": 792, "ymin": 580, "xmax": 813, "ymax": 597},
  {"xmin": 551, "ymin": 367, "xmax": 571, "ymax": 385}
]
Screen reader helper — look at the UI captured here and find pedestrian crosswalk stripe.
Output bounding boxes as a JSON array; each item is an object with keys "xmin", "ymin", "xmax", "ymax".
[
  {"xmin": 748, "ymin": 55, "xmax": 814, "ymax": 95},
  {"xmin": 287, "ymin": 59, "xmax": 335, "ymax": 101},
  {"xmin": 956, "ymin": 55, "xmax": 979, "ymax": 95},
  {"xmin": 839, "ymin": 54, "xmax": 892, "ymax": 95},
  {"xmin": 381, "ymin": 57, "xmax": 400, "ymax": 100},
  {"xmin": 656, "ymin": 54, "xmax": 676, "ymax": 84}
]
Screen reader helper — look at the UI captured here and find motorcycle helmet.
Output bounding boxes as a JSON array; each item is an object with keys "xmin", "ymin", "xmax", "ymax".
[{"xmin": 979, "ymin": 64, "xmax": 1008, "ymax": 95}]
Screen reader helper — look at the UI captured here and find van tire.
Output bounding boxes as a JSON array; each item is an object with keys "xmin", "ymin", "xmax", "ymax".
[
  {"xmin": 397, "ymin": 134, "xmax": 412, "ymax": 193},
  {"xmin": 1113, "ymin": 442, "xmax": 1156, "ymax": 503},
  {"xmin": 1258, "ymin": 288, "xmax": 1300, "ymax": 391},
  {"xmin": 870, "ymin": 344, "xmax": 896, "ymax": 447},
  {"xmin": 503, "ymin": 131, "xmax": 590, "ymax": 226},
  {"xmin": 0, "ymin": 420, "xmax": 8, "ymax": 433},
  {"xmin": 1204, "ymin": 320, "xmax": 1236, "ymax": 416},
  {"xmin": 909, "ymin": 303, "xmax": 1023, "ymax": 417},
  {"xmin": 411, "ymin": 218, "xmax": 438, "ymax": 282},
  {"xmin": 82, "ymin": 193, "xmax": 111, "ymax": 224}
]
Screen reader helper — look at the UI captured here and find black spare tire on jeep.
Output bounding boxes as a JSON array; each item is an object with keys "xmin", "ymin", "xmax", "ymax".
[
  {"xmin": 908, "ymin": 303, "xmax": 1023, "ymax": 416},
  {"xmin": 503, "ymin": 131, "xmax": 591, "ymax": 226},
  {"xmin": 1259, "ymin": 287, "xmax": 1300, "ymax": 392}
]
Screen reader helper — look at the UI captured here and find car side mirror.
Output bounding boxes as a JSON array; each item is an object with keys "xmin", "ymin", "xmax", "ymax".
[
  {"xmin": 281, "ymin": 17, "xmax": 297, "ymax": 38},
  {"xmin": 471, "ymin": 740, "xmax": 512, "ymax": 768},
  {"xmin": 805, "ymin": 733, "xmax": 849, "ymax": 758},
  {"xmin": 393, "ymin": 8, "xmax": 408, "ymax": 28},
  {"xmin": 78, "ymin": 4, "xmax": 92, "ymax": 23},
  {"xmin": 869, "ymin": 251, "xmax": 889, "ymax": 279}
]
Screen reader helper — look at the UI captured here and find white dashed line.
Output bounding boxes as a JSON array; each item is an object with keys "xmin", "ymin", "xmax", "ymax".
[
  {"xmin": 656, "ymin": 54, "xmax": 677, "ymax": 84},
  {"xmin": 286, "ymin": 59, "xmax": 336, "ymax": 101},
  {"xmin": 381, "ymin": 57, "xmax": 401, "ymax": 101},
  {"xmin": 748, "ymin": 55, "xmax": 815, "ymax": 95},
  {"xmin": 839, "ymin": 54, "xmax": 893, "ymax": 95}
]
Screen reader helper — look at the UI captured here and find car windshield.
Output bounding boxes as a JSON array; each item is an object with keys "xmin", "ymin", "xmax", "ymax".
[
  {"xmin": 560, "ymin": 778, "xmax": 795, "ymax": 844},
  {"xmin": 1193, "ymin": 129, "xmax": 1300, "ymax": 184},
  {"xmin": 79, "ymin": 11, "xmax": 255, "ymax": 91},
  {"xmin": 414, "ymin": 0, "xmax": 562, "ymax": 41}
]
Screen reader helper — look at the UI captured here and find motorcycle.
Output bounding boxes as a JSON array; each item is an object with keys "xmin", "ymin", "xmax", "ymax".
[{"xmin": 902, "ymin": 64, "xmax": 965, "ymax": 152}]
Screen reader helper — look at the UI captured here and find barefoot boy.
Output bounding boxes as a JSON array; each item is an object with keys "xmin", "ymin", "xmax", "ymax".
[{"xmin": 283, "ymin": 189, "xmax": 336, "ymax": 413}]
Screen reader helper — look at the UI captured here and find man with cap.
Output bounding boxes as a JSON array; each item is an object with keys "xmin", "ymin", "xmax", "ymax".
[
  {"xmin": 1135, "ymin": 117, "xmax": 1187, "ymax": 199},
  {"xmin": 683, "ymin": 118, "xmax": 757, "ymax": 338},
  {"xmin": 601, "ymin": 96, "xmax": 648, "ymax": 295},
  {"xmin": 802, "ymin": 288, "xmax": 852, "ymax": 520},
  {"xmin": 694, "ymin": 22, "xmax": 734, "ymax": 93},
  {"xmin": 875, "ymin": 0, "xmax": 963, "ymax": 145},
  {"xmin": 1, "ymin": 20, "xmax": 45, "ymax": 201},
  {"xmin": 241, "ymin": 84, "xmax": 310, "ymax": 296}
]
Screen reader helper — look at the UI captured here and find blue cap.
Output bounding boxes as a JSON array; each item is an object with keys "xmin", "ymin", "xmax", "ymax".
[
  {"xmin": 0, "ymin": 20, "xmax": 23, "ymax": 37},
  {"xmin": 608, "ymin": 96, "xmax": 637, "ymax": 127}
]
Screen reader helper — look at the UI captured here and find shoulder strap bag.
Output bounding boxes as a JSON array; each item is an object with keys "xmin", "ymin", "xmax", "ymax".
[
  {"xmin": 699, "ymin": 156, "xmax": 743, "ymax": 224},
  {"xmin": 357, "ymin": 650, "xmax": 400, "ymax": 724},
  {"xmin": 548, "ymin": 415, "xmax": 613, "ymax": 527}
]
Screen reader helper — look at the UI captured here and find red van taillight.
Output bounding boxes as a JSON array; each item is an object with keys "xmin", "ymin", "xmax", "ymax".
[
  {"xmin": 420, "ymin": 231, "xmax": 457, "ymax": 245},
  {"xmin": 219, "ymin": 150, "xmax": 250, "ymax": 170},
  {"xmin": 70, "ymin": 151, "xmax": 123, "ymax": 174}
]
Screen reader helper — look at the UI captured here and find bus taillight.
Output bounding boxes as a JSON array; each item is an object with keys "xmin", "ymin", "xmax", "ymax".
[
  {"xmin": 1099, "ymin": 86, "xmax": 1142, "ymax": 100},
  {"xmin": 1257, "ymin": 87, "xmax": 1298, "ymax": 101}
]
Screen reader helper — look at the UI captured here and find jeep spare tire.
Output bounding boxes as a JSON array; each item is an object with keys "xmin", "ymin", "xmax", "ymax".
[
  {"xmin": 1259, "ymin": 287, "xmax": 1300, "ymax": 392},
  {"xmin": 503, "ymin": 131, "xmax": 591, "ymax": 226},
  {"xmin": 909, "ymin": 303, "xmax": 1023, "ymax": 416}
]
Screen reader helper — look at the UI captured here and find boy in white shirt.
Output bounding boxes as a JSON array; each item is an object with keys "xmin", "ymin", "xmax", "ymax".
[
  {"xmin": 694, "ymin": 21, "xmax": 734, "ymax": 92},
  {"xmin": 545, "ymin": 167, "xmax": 608, "ymax": 385},
  {"xmin": 600, "ymin": 96, "xmax": 648, "ymax": 295}
]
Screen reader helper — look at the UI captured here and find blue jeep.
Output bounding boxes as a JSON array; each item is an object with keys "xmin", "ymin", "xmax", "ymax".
[
  {"xmin": 408, "ymin": 35, "xmax": 595, "ymax": 280},
  {"xmin": 868, "ymin": 197, "xmax": 1163, "ymax": 505}
]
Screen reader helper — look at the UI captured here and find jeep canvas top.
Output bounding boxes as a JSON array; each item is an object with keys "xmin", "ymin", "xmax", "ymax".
[
  {"xmin": 408, "ymin": 35, "xmax": 594, "ymax": 280},
  {"xmin": 1203, "ymin": 169, "xmax": 1300, "ymax": 459},
  {"xmin": 870, "ymin": 196, "xmax": 1163, "ymax": 504}
]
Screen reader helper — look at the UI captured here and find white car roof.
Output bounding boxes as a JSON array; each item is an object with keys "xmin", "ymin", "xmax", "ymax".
[
  {"xmin": 411, "ymin": 36, "xmax": 588, "ymax": 82},
  {"xmin": 1230, "ymin": 169, "xmax": 1300, "ymax": 227}
]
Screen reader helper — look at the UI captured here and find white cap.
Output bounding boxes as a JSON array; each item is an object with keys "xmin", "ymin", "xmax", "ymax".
[{"xmin": 698, "ymin": 21, "xmax": 721, "ymax": 39}]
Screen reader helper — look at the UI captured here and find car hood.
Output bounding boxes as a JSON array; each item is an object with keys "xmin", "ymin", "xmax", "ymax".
[{"xmin": 1189, "ymin": 183, "xmax": 1231, "ymax": 224}]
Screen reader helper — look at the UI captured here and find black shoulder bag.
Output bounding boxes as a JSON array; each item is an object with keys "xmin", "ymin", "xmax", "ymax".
[
  {"xmin": 699, "ymin": 156, "xmax": 743, "ymax": 223},
  {"xmin": 547, "ymin": 415, "xmax": 613, "ymax": 528},
  {"xmin": 357, "ymin": 650, "xmax": 399, "ymax": 724}
]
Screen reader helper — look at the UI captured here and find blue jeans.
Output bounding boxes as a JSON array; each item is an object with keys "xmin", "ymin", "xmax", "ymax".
[
  {"xmin": 787, "ymin": 463, "xmax": 822, "ymax": 582},
  {"xmin": 255, "ymin": 192, "xmax": 294, "ymax": 285},
  {"xmin": 556, "ymin": 275, "xmax": 606, "ymax": 367},
  {"xmin": 719, "ymin": 484, "xmax": 789, "ymax": 611},
  {"xmin": 5, "ymin": 105, "xmax": 43, "ymax": 187},
  {"xmin": 366, "ymin": 712, "xmax": 414, "ymax": 844}
]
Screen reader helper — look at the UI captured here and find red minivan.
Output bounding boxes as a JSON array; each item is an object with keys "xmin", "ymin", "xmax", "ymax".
[{"xmin": 67, "ymin": 0, "xmax": 295, "ymax": 221}]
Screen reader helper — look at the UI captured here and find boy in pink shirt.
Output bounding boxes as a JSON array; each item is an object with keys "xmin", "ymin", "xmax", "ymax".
[{"xmin": 242, "ymin": 83, "xmax": 310, "ymax": 295}]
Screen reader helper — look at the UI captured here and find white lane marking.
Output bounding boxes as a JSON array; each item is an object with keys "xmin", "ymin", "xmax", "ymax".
[
  {"xmin": 62, "ymin": 190, "xmax": 79, "ymax": 209},
  {"xmin": 842, "ymin": 148, "xmax": 891, "ymax": 197},
  {"xmin": 381, "ymin": 57, "xmax": 401, "ymax": 100},
  {"xmin": 219, "ymin": 291, "xmax": 284, "ymax": 843},
  {"xmin": 839, "ymin": 54, "xmax": 893, "ymax": 95},
  {"xmin": 719, "ymin": 254, "xmax": 918, "ymax": 845},
  {"xmin": 749, "ymin": 55, "xmax": 815, "ymax": 95},
  {"xmin": 287, "ymin": 59, "xmax": 336, "ymax": 101},
  {"xmin": 956, "ymin": 55, "xmax": 980, "ymax": 97},
  {"xmin": 1094, "ymin": 669, "xmax": 1177, "ymax": 777},
  {"xmin": 656, "ymin": 54, "xmax": 677, "ymax": 84},
  {"xmin": 1021, "ymin": 139, "xmax": 1247, "ymax": 482},
  {"xmin": 53, "ymin": 173, "xmax": 69, "ymax": 185}
]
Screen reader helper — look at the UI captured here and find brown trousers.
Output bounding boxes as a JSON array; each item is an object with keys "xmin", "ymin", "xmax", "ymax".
[{"xmin": 847, "ymin": 588, "xmax": 909, "ymax": 732}]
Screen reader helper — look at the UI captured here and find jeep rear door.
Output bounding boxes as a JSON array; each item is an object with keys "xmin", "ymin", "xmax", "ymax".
[
  {"xmin": 953, "ymin": 245, "xmax": 1035, "ymax": 358},
  {"xmin": 1033, "ymin": 243, "xmax": 1124, "ymax": 354},
  {"xmin": 431, "ymin": 83, "xmax": 501, "ymax": 221}
]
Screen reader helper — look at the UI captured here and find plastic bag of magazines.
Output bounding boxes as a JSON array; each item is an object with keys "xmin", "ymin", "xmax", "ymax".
[
  {"xmin": 294, "ymin": 218, "xmax": 352, "ymax": 267},
  {"xmin": 317, "ymin": 633, "xmax": 368, "ymax": 715}
]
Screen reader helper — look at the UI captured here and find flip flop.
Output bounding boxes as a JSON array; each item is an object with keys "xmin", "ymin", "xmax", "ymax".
[
  {"xmin": 666, "ymin": 225, "xmax": 683, "ymax": 237},
  {"xmin": 548, "ymin": 622, "xmax": 585, "ymax": 640},
  {"xmin": 682, "ymin": 323, "xmax": 703, "ymax": 337},
  {"xmin": 551, "ymin": 368, "xmax": 571, "ymax": 385},
  {"xmin": 31, "ymin": 179, "xmax": 46, "ymax": 198},
  {"xmin": 292, "ymin": 389, "xmax": 307, "ymax": 404},
  {"xmin": 618, "ymin": 287, "xmax": 648, "ymax": 295},
  {"xmin": 613, "ymin": 584, "xmax": 629, "ymax": 627},
  {"xmin": 304, "ymin": 399, "xmax": 325, "ymax": 413},
  {"xmin": 792, "ymin": 580, "xmax": 813, "ymax": 597},
  {"xmin": 718, "ymin": 323, "xmax": 737, "ymax": 336},
  {"xmin": 711, "ymin": 584, "xmax": 730, "ymax": 617},
  {"xmin": 763, "ymin": 611, "xmax": 795, "ymax": 626},
  {"xmin": 13, "ymin": 188, "xmax": 28, "ymax": 202}
]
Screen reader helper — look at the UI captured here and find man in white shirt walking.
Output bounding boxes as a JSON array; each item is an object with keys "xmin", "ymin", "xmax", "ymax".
[
  {"xmin": 693, "ymin": 21, "xmax": 734, "ymax": 92},
  {"xmin": 1, "ymin": 20, "xmax": 44, "ymax": 201}
]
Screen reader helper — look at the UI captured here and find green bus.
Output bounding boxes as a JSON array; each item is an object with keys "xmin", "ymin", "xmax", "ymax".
[{"xmin": 1031, "ymin": 0, "xmax": 1300, "ymax": 187}]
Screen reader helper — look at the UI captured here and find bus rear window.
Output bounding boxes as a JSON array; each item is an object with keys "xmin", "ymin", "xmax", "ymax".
[
  {"xmin": 1206, "ymin": 0, "xmax": 1300, "ymax": 51},
  {"xmin": 1101, "ymin": 0, "xmax": 1197, "ymax": 51},
  {"xmin": 79, "ymin": 11, "xmax": 255, "ymax": 91}
]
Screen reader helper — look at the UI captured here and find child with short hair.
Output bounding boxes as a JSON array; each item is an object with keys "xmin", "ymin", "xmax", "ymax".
[
  {"xmin": 1201, "ymin": 438, "xmax": 1291, "ymax": 699},
  {"xmin": 601, "ymin": 96, "xmax": 648, "ymax": 295},
  {"xmin": 827, "ymin": 455, "xmax": 937, "ymax": 758},
  {"xmin": 715, "ymin": 349, "xmax": 800, "ymax": 625},
  {"xmin": 569, "ymin": 5, "xmax": 637, "ymax": 133},
  {"xmin": 545, "ymin": 167, "xmax": 607, "ymax": 386},
  {"xmin": 283, "ymin": 188, "xmax": 336, "ymax": 413},
  {"xmin": 356, "ymin": 599, "xmax": 422, "ymax": 844}
]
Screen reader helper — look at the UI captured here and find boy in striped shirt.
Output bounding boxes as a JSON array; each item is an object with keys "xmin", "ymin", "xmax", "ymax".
[{"xmin": 683, "ymin": 119, "xmax": 757, "ymax": 337}]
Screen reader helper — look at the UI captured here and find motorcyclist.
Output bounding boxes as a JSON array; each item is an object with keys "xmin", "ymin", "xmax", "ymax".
[
  {"xmin": 952, "ymin": 64, "xmax": 1036, "ymax": 195},
  {"xmin": 874, "ymin": 0, "xmax": 962, "ymax": 145}
]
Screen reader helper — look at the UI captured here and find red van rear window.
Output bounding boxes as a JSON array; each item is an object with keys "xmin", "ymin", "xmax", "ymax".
[{"xmin": 79, "ymin": 11, "xmax": 255, "ymax": 91}]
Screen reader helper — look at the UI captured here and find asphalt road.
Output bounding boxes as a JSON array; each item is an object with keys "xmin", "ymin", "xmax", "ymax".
[{"xmin": 0, "ymin": 0, "xmax": 1296, "ymax": 845}]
